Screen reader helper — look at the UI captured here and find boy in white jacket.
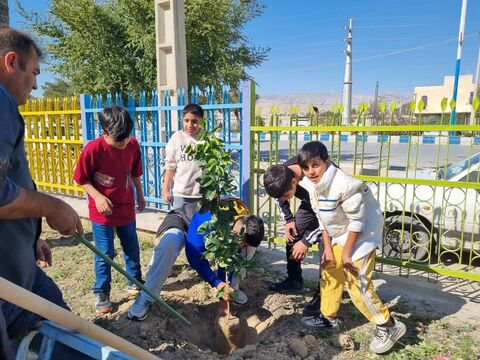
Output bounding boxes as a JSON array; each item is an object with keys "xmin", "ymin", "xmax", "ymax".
[
  {"xmin": 162, "ymin": 104, "xmax": 203, "ymax": 209},
  {"xmin": 298, "ymin": 141, "xmax": 405, "ymax": 355}
]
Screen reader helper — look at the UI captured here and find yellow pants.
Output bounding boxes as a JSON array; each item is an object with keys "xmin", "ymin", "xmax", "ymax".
[{"xmin": 320, "ymin": 244, "xmax": 390, "ymax": 325}]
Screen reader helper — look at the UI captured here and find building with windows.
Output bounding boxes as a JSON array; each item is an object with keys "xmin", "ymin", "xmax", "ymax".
[{"xmin": 413, "ymin": 74, "xmax": 478, "ymax": 115}]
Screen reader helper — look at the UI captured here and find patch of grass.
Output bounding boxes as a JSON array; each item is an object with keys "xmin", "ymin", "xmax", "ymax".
[
  {"xmin": 385, "ymin": 343, "xmax": 439, "ymax": 360},
  {"xmin": 348, "ymin": 330, "xmax": 370, "ymax": 347},
  {"xmin": 456, "ymin": 323, "xmax": 475, "ymax": 333},
  {"xmin": 313, "ymin": 330, "xmax": 331, "ymax": 341}
]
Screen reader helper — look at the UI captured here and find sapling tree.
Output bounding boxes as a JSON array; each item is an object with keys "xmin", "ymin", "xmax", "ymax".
[{"xmin": 186, "ymin": 120, "xmax": 250, "ymax": 308}]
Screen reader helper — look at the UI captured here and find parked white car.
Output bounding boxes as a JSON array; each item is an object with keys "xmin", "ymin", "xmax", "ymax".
[{"xmin": 370, "ymin": 153, "xmax": 480, "ymax": 262}]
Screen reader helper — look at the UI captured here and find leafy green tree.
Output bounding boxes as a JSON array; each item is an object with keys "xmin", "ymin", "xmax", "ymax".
[
  {"xmin": 17, "ymin": 0, "xmax": 269, "ymax": 94},
  {"xmin": 42, "ymin": 79, "xmax": 76, "ymax": 98}
]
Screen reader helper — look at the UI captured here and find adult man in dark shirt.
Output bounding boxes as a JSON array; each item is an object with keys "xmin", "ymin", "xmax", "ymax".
[{"xmin": 0, "ymin": 28, "xmax": 83, "ymax": 359}]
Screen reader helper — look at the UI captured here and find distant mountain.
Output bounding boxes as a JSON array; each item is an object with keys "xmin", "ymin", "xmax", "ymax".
[{"xmin": 255, "ymin": 91, "xmax": 412, "ymax": 116}]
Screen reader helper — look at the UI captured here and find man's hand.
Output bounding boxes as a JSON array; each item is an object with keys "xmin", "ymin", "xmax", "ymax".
[
  {"xmin": 137, "ymin": 195, "xmax": 146, "ymax": 212},
  {"xmin": 46, "ymin": 200, "xmax": 84, "ymax": 236},
  {"xmin": 341, "ymin": 252, "xmax": 359, "ymax": 277},
  {"xmin": 162, "ymin": 190, "xmax": 173, "ymax": 204},
  {"xmin": 284, "ymin": 222, "xmax": 298, "ymax": 242},
  {"xmin": 94, "ymin": 195, "xmax": 113, "ymax": 215},
  {"xmin": 215, "ymin": 281, "xmax": 233, "ymax": 302},
  {"xmin": 290, "ymin": 241, "xmax": 308, "ymax": 261},
  {"xmin": 36, "ymin": 238, "xmax": 52, "ymax": 267}
]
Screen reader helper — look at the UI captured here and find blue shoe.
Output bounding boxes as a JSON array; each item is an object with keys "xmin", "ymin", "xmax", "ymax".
[
  {"xmin": 127, "ymin": 296, "xmax": 151, "ymax": 321},
  {"xmin": 233, "ymin": 290, "xmax": 248, "ymax": 305}
]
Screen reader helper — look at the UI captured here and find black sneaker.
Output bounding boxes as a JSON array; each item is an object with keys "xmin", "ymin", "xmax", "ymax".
[
  {"xmin": 269, "ymin": 278, "xmax": 306, "ymax": 294},
  {"xmin": 303, "ymin": 293, "xmax": 320, "ymax": 316},
  {"xmin": 301, "ymin": 314, "xmax": 339, "ymax": 331},
  {"xmin": 94, "ymin": 292, "xmax": 113, "ymax": 314}
]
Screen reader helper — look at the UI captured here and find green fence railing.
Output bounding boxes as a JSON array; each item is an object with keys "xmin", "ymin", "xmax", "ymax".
[{"xmin": 251, "ymin": 99, "xmax": 480, "ymax": 282}]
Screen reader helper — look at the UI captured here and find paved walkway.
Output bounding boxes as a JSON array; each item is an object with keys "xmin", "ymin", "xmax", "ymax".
[{"xmin": 54, "ymin": 193, "xmax": 480, "ymax": 323}]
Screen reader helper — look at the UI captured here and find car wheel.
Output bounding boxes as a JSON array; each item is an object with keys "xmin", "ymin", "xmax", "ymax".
[{"xmin": 383, "ymin": 215, "xmax": 432, "ymax": 262}]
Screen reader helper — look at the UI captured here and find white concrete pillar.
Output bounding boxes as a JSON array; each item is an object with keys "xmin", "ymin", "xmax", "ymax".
[{"xmin": 155, "ymin": 0, "xmax": 188, "ymax": 134}]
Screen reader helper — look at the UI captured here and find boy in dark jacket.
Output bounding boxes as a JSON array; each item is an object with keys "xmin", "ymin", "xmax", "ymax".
[{"xmin": 264, "ymin": 157, "xmax": 322, "ymax": 315}]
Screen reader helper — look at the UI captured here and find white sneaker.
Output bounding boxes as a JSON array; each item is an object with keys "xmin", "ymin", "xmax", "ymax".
[
  {"xmin": 233, "ymin": 289, "xmax": 248, "ymax": 305},
  {"xmin": 369, "ymin": 316, "xmax": 406, "ymax": 354}
]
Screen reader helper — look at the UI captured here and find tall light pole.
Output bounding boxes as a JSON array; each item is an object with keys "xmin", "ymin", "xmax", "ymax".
[
  {"xmin": 342, "ymin": 18, "xmax": 353, "ymax": 125},
  {"xmin": 450, "ymin": 0, "xmax": 468, "ymax": 126}
]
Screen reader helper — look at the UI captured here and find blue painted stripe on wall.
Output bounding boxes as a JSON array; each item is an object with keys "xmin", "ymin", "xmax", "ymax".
[
  {"xmin": 320, "ymin": 134, "xmax": 330, "ymax": 142},
  {"xmin": 340, "ymin": 135, "xmax": 348, "ymax": 142},
  {"xmin": 474, "ymin": 137, "xmax": 480, "ymax": 145},
  {"xmin": 399, "ymin": 135, "xmax": 409, "ymax": 143},
  {"xmin": 377, "ymin": 135, "xmax": 389, "ymax": 143},
  {"xmin": 449, "ymin": 136, "xmax": 460, "ymax": 144},
  {"xmin": 422, "ymin": 136, "xmax": 435, "ymax": 144}
]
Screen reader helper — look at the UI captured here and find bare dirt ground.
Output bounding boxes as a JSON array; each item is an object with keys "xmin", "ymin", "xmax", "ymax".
[{"xmin": 41, "ymin": 219, "xmax": 480, "ymax": 360}]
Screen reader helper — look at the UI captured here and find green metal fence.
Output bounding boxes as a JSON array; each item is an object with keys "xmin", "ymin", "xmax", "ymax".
[{"xmin": 250, "ymin": 98, "xmax": 480, "ymax": 282}]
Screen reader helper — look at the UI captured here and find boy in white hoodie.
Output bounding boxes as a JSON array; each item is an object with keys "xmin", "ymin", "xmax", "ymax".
[
  {"xmin": 162, "ymin": 104, "xmax": 203, "ymax": 209},
  {"xmin": 298, "ymin": 141, "xmax": 405, "ymax": 355}
]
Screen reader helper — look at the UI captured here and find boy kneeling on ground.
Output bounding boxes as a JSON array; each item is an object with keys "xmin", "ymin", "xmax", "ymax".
[{"xmin": 128, "ymin": 198, "xmax": 264, "ymax": 321}]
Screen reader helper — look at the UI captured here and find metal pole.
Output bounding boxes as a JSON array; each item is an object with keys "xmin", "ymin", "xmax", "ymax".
[
  {"xmin": 241, "ymin": 80, "xmax": 254, "ymax": 209},
  {"xmin": 342, "ymin": 18, "xmax": 353, "ymax": 125},
  {"xmin": 450, "ymin": 0, "xmax": 468, "ymax": 126}
]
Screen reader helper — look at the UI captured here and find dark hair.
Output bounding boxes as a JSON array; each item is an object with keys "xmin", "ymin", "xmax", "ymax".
[
  {"xmin": 264, "ymin": 165, "xmax": 295, "ymax": 199},
  {"xmin": 242, "ymin": 215, "xmax": 264, "ymax": 247},
  {"xmin": 182, "ymin": 103, "xmax": 204, "ymax": 119},
  {"xmin": 0, "ymin": 28, "xmax": 42, "ymax": 70},
  {"xmin": 298, "ymin": 141, "xmax": 329, "ymax": 169},
  {"xmin": 99, "ymin": 106, "xmax": 133, "ymax": 141}
]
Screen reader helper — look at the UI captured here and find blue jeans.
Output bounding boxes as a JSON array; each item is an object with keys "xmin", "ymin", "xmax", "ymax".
[{"xmin": 91, "ymin": 221, "xmax": 142, "ymax": 294}]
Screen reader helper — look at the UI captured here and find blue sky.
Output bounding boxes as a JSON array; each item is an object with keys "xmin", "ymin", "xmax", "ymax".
[{"xmin": 9, "ymin": 0, "xmax": 480, "ymax": 96}]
